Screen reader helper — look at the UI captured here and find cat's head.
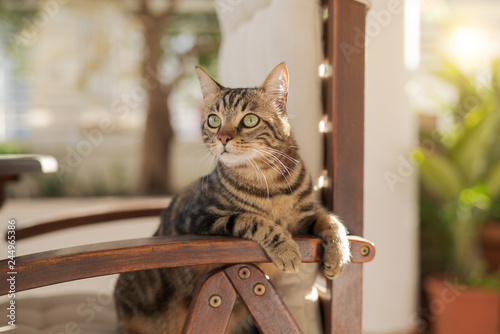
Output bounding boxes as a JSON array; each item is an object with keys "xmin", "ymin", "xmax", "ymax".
[{"xmin": 195, "ymin": 63, "xmax": 295, "ymax": 167}]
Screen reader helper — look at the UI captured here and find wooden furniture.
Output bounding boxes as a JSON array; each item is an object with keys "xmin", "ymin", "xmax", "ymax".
[
  {"xmin": 0, "ymin": 154, "xmax": 58, "ymax": 208},
  {"xmin": 0, "ymin": 0, "xmax": 370, "ymax": 332},
  {"xmin": 183, "ymin": 264, "xmax": 304, "ymax": 334},
  {"xmin": 321, "ymin": 0, "xmax": 368, "ymax": 332},
  {"xmin": 0, "ymin": 234, "xmax": 373, "ymax": 295}
]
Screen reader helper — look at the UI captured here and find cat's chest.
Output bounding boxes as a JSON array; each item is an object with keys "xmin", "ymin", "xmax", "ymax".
[{"xmin": 253, "ymin": 195, "xmax": 306, "ymax": 229}]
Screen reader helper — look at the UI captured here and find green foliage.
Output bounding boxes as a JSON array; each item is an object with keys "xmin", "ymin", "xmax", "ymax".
[
  {"xmin": 466, "ymin": 262, "xmax": 500, "ymax": 292},
  {"xmin": 109, "ymin": 161, "xmax": 128, "ymax": 196},
  {"xmin": 88, "ymin": 161, "xmax": 128, "ymax": 196},
  {"xmin": 32, "ymin": 173, "xmax": 65, "ymax": 197},
  {"xmin": 163, "ymin": 11, "xmax": 220, "ymax": 81},
  {"xmin": 0, "ymin": 1, "xmax": 37, "ymax": 39},
  {"xmin": 0, "ymin": 0, "xmax": 37, "ymax": 69},
  {"xmin": 0, "ymin": 143, "xmax": 29, "ymax": 154},
  {"xmin": 419, "ymin": 58, "xmax": 500, "ymax": 287},
  {"xmin": 419, "ymin": 150, "xmax": 464, "ymax": 199}
]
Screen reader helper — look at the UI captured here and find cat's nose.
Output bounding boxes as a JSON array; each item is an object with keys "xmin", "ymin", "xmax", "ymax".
[{"xmin": 218, "ymin": 134, "xmax": 233, "ymax": 145}]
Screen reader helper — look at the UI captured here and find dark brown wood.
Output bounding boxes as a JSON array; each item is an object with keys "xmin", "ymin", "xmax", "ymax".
[
  {"xmin": 322, "ymin": 0, "xmax": 367, "ymax": 333},
  {"xmin": 0, "ymin": 175, "xmax": 18, "ymax": 208},
  {"xmin": 182, "ymin": 270, "xmax": 237, "ymax": 334},
  {"xmin": 324, "ymin": 0, "xmax": 366, "ymax": 233},
  {"xmin": 0, "ymin": 235, "xmax": 373, "ymax": 295},
  {"xmin": 184, "ymin": 264, "xmax": 304, "ymax": 334},
  {"xmin": 224, "ymin": 264, "xmax": 302, "ymax": 334},
  {"xmin": 10, "ymin": 199, "xmax": 169, "ymax": 241}
]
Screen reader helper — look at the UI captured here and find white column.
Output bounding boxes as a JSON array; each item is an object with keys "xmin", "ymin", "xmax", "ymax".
[{"xmin": 363, "ymin": 0, "xmax": 419, "ymax": 332}]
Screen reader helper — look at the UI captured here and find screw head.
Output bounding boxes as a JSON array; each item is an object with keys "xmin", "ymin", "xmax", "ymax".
[
  {"xmin": 209, "ymin": 295, "xmax": 222, "ymax": 308},
  {"xmin": 253, "ymin": 283, "xmax": 266, "ymax": 296},
  {"xmin": 238, "ymin": 267, "xmax": 251, "ymax": 279},
  {"xmin": 360, "ymin": 246, "xmax": 370, "ymax": 256}
]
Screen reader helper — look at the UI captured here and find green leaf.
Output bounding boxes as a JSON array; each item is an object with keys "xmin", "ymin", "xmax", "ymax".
[
  {"xmin": 484, "ymin": 160, "xmax": 500, "ymax": 199},
  {"xmin": 491, "ymin": 58, "xmax": 500, "ymax": 96},
  {"xmin": 419, "ymin": 151, "xmax": 464, "ymax": 200},
  {"xmin": 451, "ymin": 102, "xmax": 500, "ymax": 185}
]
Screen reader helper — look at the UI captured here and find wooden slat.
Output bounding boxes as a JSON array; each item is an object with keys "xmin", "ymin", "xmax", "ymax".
[
  {"xmin": 10, "ymin": 199, "xmax": 169, "ymax": 241},
  {"xmin": 0, "ymin": 235, "xmax": 374, "ymax": 295},
  {"xmin": 225, "ymin": 264, "xmax": 302, "ymax": 334},
  {"xmin": 184, "ymin": 264, "xmax": 307, "ymax": 334},
  {"xmin": 182, "ymin": 270, "xmax": 237, "ymax": 334},
  {"xmin": 324, "ymin": 0, "xmax": 366, "ymax": 232},
  {"xmin": 323, "ymin": 0, "xmax": 367, "ymax": 333}
]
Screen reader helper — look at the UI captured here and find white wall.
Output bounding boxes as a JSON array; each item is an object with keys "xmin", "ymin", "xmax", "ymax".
[{"xmin": 363, "ymin": 0, "xmax": 419, "ymax": 332}]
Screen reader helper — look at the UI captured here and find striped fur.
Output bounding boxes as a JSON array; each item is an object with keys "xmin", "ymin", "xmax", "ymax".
[{"xmin": 114, "ymin": 63, "xmax": 351, "ymax": 333}]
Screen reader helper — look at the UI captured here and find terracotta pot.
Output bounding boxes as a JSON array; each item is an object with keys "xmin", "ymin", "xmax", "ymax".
[
  {"xmin": 423, "ymin": 275, "xmax": 500, "ymax": 334},
  {"xmin": 481, "ymin": 223, "xmax": 500, "ymax": 271}
]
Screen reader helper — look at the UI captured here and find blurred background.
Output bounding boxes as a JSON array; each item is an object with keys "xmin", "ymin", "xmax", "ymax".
[{"xmin": 1, "ymin": 0, "xmax": 500, "ymax": 333}]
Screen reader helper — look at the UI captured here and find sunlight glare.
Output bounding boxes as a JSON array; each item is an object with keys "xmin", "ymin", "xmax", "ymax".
[{"xmin": 448, "ymin": 26, "xmax": 489, "ymax": 70}]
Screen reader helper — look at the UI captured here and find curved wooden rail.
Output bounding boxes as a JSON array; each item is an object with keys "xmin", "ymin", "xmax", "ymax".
[
  {"xmin": 9, "ymin": 199, "xmax": 169, "ymax": 241},
  {"xmin": 0, "ymin": 235, "xmax": 375, "ymax": 295}
]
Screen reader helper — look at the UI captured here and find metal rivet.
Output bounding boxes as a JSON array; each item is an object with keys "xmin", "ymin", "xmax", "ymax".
[
  {"xmin": 317, "ymin": 170, "xmax": 329, "ymax": 189},
  {"xmin": 318, "ymin": 62, "xmax": 332, "ymax": 78},
  {"xmin": 253, "ymin": 283, "xmax": 266, "ymax": 296},
  {"xmin": 209, "ymin": 295, "xmax": 222, "ymax": 308},
  {"xmin": 360, "ymin": 246, "xmax": 370, "ymax": 256},
  {"xmin": 318, "ymin": 116, "xmax": 329, "ymax": 134},
  {"xmin": 238, "ymin": 267, "xmax": 251, "ymax": 279}
]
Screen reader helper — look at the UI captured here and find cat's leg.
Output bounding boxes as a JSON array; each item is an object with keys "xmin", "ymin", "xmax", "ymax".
[
  {"xmin": 310, "ymin": 210, "xmax": 351, "ymax": 279},
  {"xmin": 114, "ymin": 268, "xmax": 192, "ymax": 334},
  {"xmin": 206, "ymin": 213, "xmax": 302, "ymax": 273}
]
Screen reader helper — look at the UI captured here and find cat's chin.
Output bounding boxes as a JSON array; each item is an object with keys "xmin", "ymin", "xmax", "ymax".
[{"xmin": 218, "ymin": 152, "xmax": 249, "ymax": 167}]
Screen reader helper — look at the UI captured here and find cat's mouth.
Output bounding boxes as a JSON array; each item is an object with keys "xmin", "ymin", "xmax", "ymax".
[
  {"xmin": 216, "ymin": 147, "xmax": 250, "ymax": 166},
  {"xmin": 220, "ymin": 149, "xmax": 238, "ymax": 159}
]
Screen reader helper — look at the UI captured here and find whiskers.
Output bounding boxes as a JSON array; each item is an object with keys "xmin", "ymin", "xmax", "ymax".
[
  {"xmin": 251, "ymin": 147, "xmax": 299, "ymax": 194},
  {"xmin": 181, "ymin": 142, "xmax": 215, "ymax": 191},
  {"xmin": 246, "ymin": 158, "xmax": 270, "ymax": 199},
  {"xmin": 262, "ymin": 147, "xmax": 299, "ymax": 166},
  {"xmin": 192, "ymin": 145, "xmax": 216, "ymax": 193}
]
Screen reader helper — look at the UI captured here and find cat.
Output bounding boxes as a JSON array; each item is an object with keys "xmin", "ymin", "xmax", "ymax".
[{"xmin": 114, "ymin": 63, "xmax": 351, "ymax": 334}]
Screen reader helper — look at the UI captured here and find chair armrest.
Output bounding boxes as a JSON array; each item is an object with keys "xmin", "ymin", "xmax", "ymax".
[
  {"xmin": 0, "ymin": 235, "xmax": 374, "ymax": 295},
  {"xmin": 8, "ymin": 198, "xmax": 169, "ymax": 241}
]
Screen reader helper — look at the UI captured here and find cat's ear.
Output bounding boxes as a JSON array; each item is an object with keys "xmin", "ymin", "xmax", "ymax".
[
  {"xmin": 195, "ymin": 66, "xmax": 223, "ymax": 102},
  {"xmin": 260, "ymin": 63, "xmax": 289, "ymax": 111}
]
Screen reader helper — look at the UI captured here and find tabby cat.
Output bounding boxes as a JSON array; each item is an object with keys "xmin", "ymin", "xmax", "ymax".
[{"xmin": 114, "ymin": 63, "xmax": 351, "ymax": 333}]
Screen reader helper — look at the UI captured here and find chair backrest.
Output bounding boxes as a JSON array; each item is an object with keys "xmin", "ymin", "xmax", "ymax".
[{"xmin": 321, "ymin": 0, "xmax": 367, "ymax": 332}]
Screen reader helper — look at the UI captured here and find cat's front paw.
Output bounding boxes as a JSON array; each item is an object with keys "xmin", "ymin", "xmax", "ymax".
[
  {"xmin": 266, "ymin": 239, "xmax": 302, "ymax": 273},
  {"xmin": 322, "ymin": 234, "xmax": 351, "ymax": 279}
]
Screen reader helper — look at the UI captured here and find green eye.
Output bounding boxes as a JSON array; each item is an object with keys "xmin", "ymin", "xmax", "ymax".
[
  {"xmin": 207, "ymin": 114, "xmax": 221, "ymax": 128},
  {"xmin": 242, "ymin": 114, "xmax": 259, "ymax": 128}
]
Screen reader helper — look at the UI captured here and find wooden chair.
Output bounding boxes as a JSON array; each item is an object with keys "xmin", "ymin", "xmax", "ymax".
[{"xmin": 0, "ymin": 0, "xmax": 371, "ymax": 332}]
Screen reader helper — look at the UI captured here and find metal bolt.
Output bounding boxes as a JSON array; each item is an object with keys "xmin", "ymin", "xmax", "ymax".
[
  {"xmin": 360, "ymin": 246, "xmax": 370, "ymax": 256},
  {"xmin": 238, "ymin": 267, "xmax": 251, "ymax": 279},
  {"xmin": 209, "ymin": 295, "xmax": 222, "ymax": 308},
  {"xmin": 253, "ymin": 283, "xmax": 266, "ymax": 296}
]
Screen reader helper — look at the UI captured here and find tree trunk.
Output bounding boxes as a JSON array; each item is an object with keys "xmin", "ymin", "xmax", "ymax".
[{"xmin": 138, "ymin": 11, "xmax": 175, "ymax": 195}]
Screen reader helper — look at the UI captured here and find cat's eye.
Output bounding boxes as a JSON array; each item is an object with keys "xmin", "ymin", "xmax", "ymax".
[
  {"xmin": 242, "ymin": 114, "xmax": 259, "ymax": 128},
  {"xmin": 207, "ymin": 114, "xmax": 221, "ymax": 128}
]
